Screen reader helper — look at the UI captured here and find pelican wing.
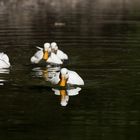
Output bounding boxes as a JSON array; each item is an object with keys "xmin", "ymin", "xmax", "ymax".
[
  {"xmin": 0, "ymin": 53, "xmax": 10, "ymax": 68},
  {"xmin": 0, "ymin": 52, "xmax": 4, "ymax": 58},
  {"xmin": 67, "ymin": 70, "xmax": 84, "ymax": 85},
  {"xmin": 31, "ymin": 50, "xmax": 43, "ymax": 64},
  {"xmin": 0, "ymin": 53, "xmax": 9, "ymax": 63},
  {"xmin": 47, "ymin": 53, "xmax": 63, "ymax": 65},
  {"xmin": 34, "ymin": 50, "xmax": 43, "ymax": 59},
  {"xmin": 57, "ymin": 50, "xmax": 68, "ymax": 60}
]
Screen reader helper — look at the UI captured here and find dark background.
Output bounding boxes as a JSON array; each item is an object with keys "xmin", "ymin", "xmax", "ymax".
[{"xmin": 0, "ymin": 0, "xmax": 140, "ymax": 140}]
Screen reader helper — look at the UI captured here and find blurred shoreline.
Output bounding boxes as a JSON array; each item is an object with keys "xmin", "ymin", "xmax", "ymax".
[
  {"xmin": 0, "ymin": 0, "xmax": 138, "ymax": 16},
  {"xmin": 0, "ymin": 0, "xmax": 84, "ymax": 11}
]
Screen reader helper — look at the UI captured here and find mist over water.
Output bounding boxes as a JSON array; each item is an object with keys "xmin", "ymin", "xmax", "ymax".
[{"xmin": 0, "ymin": 0, "xmax": 140, "ymax": 140}]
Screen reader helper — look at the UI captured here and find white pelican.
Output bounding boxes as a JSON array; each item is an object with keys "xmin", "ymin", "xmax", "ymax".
[
  {"xmin": 30, "ymin": 43, "xmax": 63, "ymax": 65},
  {"xmin": 0, "ymin": 52, "xmax": 10, "ymax": 68},
  {"xmin": 48, "ymin": 68, "xmax": 84, "ymax": 86},
  {"xmin": 52, "ymin": 87, "xmax": 81, "ymax": 106},
  {"xmin": 30, "ymin": 43, "xmax": 50, "ymax": 64},
  {"xmin": 51, "ymin": 42, "xmax": 68, "ymax": 60}
]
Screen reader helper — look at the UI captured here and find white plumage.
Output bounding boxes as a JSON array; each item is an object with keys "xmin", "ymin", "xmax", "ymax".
[
  {"xmin": 48, "ymin": 68, "xmax": 84, "ymax": 86},
  {"xmin": 30, "ymin": 49, "xmax": 43, "ymax": 64},
  {"xmin": 56, "ymin": 50, "xmax": 68, "ymax": 60},
  {"xmin": 0, "ymin": 52, "xmax": 10, "ymax": 68},
  {"xmin": 67, "ymin": 70, "xmax": 84, "ymax": 85},
  {"xmin": 30, "ymin": 46, "xmax": 63, "ymax": 65},
  {"xmin": 51, "ymin": 42, "xmax": 68, "ymax": 60},
  {"xmin": 47, "ymin": 52, "xmax": 63, "ymax": 65}
]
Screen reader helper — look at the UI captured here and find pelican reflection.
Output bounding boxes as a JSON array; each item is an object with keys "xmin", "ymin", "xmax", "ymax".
[
  {"xmin": 0, "ymin": 68, "xmax": 10, "ymax": 86},
  {"xmin": 32, "ymin": 66, "xmax": 61, "ymax": 82},
  {"xmin": 52, "ymin": 87, "xmax": 82, "ymax": 106},
  {"xmin": 32, "ymin": 67, "xmax": 83, "ymax": 107}
]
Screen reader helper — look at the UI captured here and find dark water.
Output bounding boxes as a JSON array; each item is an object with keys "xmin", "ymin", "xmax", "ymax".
[{"xmin": 0, "ymin": 0, "xmax": 140, "ymax": 140}]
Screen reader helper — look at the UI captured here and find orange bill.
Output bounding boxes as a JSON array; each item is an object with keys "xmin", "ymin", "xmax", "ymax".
[
  {"xmin": 43, "ymin": 51, "xmax": 49, "ymax": 60},
  {"xmin": 59, "ymin": 76, "xmax": 66, "ymax": 86}
]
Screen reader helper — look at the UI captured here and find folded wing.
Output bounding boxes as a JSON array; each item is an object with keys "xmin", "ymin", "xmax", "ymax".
[
  {"xmin": 31, "ymin": 50, "xmax": 43, "ymax": 64},
  {"xmin": 57, "ymin": 50, "xmax": 68, "ymax": 60},
  {"xmin": 47, "ymin": 53, "xmax": 63, "ymax": 65},
  {"xmin": 67, "ymin": 70, "xmax": 84, "ymax": 85}
]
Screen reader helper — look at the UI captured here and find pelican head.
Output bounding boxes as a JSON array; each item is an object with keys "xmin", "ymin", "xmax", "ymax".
[
  {"xmin": 61, "ymin": 68, "xmax": 68, "ymax": 76},
  {"xmin": 43, "ymin": 43, "xmax": 51, "ymax": 60},
  {"xmin": 51, "ymin": 42, "xmax": 58, "ymax": 52},
  {"xmin": 44, "ymin": 43, "xmax": 51, "ymax": 51},
  {"xmin": 51, "ymin": 42, "xmax": 57, "ymax": 48},
  {"xmin": 59, "ymin": 68, "xmax": 68, "ymax": 87}
]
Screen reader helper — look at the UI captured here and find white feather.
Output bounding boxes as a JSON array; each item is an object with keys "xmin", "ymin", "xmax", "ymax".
[
  {"xmin": 67, "ymin": 70, "xmax": 84, "ymax": 85},
  {"xmin": 47, "ymin": 53, "xmax": 63, "ymax": 65},
  {"xmin": 0, "ymin": 52, "xmax": 10, "ymax": 68},
  {"xmin": 48, "ymin": 69, "xmax": 84, "ymax": 86},
  {"xmin": 56, "ymin": 50, "xmax": 68, "ymax": 60},
  {"xmin": 30, "ymin": 50, "xmax": 43, "ymax": 64}
]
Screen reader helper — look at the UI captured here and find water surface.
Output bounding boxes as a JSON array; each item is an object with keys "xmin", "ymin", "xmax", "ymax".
[{"xmin": 0, "ymin": 0, "xmax": 140, "ymax": 140}]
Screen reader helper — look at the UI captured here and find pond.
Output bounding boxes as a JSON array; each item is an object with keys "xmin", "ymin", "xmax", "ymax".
[{"xmin": 0, "ymin": 0, "xmax": 140, "ymax": 140}]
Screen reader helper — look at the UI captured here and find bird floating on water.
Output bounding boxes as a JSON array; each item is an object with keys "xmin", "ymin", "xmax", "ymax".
[
  {"xmin": 30, "ymin": 43, "xmax": 63, "ymax": 65},
  {"xmin": 48, "ymin": 68, "xmax": 84, "ymax": 87},
  {"xmin": 0, "ymin": 52, "xmax": 10, "ymax": 69}
]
